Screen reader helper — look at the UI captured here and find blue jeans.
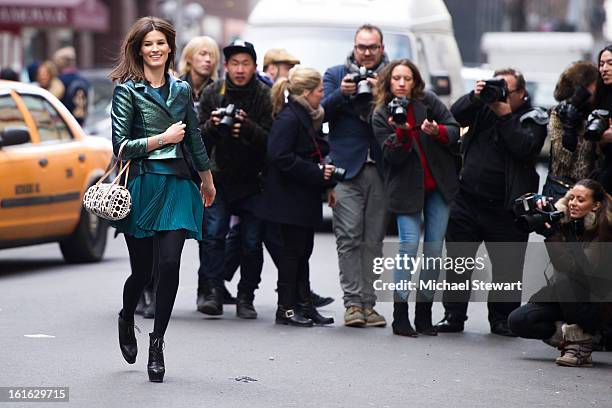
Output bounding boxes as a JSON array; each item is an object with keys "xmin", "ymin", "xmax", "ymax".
[
  {"xmin": 198, "ymin": 189, "xmax": 263, "ymax": 299},
  {"xmin": 395, "ymin": 189, "xmax": 449, "ymax": 301}
]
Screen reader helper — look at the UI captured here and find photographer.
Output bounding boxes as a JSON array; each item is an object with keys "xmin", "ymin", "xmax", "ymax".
[
  {"xmin": 372, "ymin": 59, "xmax": 459, "ymax": 337},
  {"xmin": 593, "ymin": 45, "xmax": 612, "ymax": 194},
  {"xmin": 437, "ymin": 68, "xmax": 548, "ymax": 336},
  {"xmin": 198, "ymin": 40, "xmax": 272, "ymax": 319},
  {"xmin": 544, "ymin": 62, "xmax": 601, "ymax": 202},
  {"xmin": 508, "ymin": 179, "xmax": 612, "ymax": 367},
  {"xmin": 257, "ymin": 67, "xmax": 335, "ymax": 327},
  {"xmin": 322, "ymin": 24, "xmax": 389, "ymax": 328}
]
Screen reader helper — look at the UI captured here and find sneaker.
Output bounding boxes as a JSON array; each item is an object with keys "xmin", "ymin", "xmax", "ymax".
[
  {"xmin": 555, "ymin": 342, "xmax": 594, "ymax": 367},
  {"xmin": 344, "ymin": 306, "xmax": 366, "ymax": 327},
  {"xmin": 364, "ymin": 308, "xmax": 386, "ymax": 327}
]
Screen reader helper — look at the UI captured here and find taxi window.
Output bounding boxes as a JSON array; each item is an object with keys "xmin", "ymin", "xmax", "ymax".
[
  {"xmin": 0, "ymin": 94, "xmax": 29, "ymax": 138},
  {"xmin": 20, "ymin": 94, "xmax": 73, "ymax": 142}
]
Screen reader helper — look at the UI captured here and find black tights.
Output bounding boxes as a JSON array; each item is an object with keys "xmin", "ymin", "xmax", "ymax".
[{"xmin": 121, "ymin": 230, "xmax": 186, "ymax": 337}]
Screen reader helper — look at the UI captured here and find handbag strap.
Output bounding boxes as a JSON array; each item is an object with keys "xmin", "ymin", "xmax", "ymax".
[{"xmin": 96, "ymin": 141, "xmax": 131, "ymax": 186}]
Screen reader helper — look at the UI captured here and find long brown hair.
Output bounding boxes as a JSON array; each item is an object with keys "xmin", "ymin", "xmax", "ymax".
[
  {"xmin": 375, "ymin": 59, "xmax": 425, "ymax": 109},
  {"xmin": 109, "ymin": 17, "xmax": 176, "ymax": 83}
]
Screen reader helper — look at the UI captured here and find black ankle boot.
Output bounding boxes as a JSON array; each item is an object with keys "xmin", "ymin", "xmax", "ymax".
[
  {"xmin": 236, "ymin": 294, "xmax": 258, "ymax": 319},
  {"xmin": 297, "ymin": 282, "xmax": 333, "ymax": 325},
  {"xmin": 199, "ymin": 285, "xmax": 223, "ymax": 316},
  {"xmin": 118, "ymin": 312, "xmax": 139, "ymax": 364},
  {"xmin": 147, "ymin": 333, "xmax": 165, "ymax": 383},
  {"xmin": 276, "ymin": 283, "xmax": 313, "ymax": 327},
  {"xmin": 414, "ymin": 301, "xmax": 438, "ymax": 336},
  {"xmin": 275, "ymin": 307, "xmax": 314, "ymax": 327},
  {"xmin": 392, "ymin": 302, "xmax": 417, "ymax": 337},
  {"xmin": 311, "ymin": 290, "xmax": 334, "ymax": 308}
]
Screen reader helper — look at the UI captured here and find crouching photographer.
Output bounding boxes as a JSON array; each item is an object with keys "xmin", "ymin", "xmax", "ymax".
[
  {"xmin": 508, "ymin": 179, "xmax": 612, "ymax": 367},
  {"xmin": 372, "ymin": 59, "xmax": 460, "ymax": 337},
  {"xmin": 544, "ymin": 62, "xmax": 601, "ymax": 202},
  {"xmin": 257, "ymin": 66, "xmax": 338, "ymax": 327}
]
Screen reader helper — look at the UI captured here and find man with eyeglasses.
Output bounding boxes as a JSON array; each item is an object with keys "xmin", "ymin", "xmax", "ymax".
[
  {"xmin": 436, "ymin": 68, "xmax": 548, "ymax": 336},
  {"xmin": 322, "ymin": 24, "xmax": 390, "ymax": 328}
]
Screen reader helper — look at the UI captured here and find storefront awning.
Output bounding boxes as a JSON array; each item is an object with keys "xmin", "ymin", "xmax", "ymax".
[{"xmin": 0, "ymin": 0, "xmax": 109, "ymax": 32}]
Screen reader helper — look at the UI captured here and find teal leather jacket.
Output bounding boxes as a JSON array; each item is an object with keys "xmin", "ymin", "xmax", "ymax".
[{"xmin": 111, "ymin": 74, "xmax": 210, "ymax": 172}]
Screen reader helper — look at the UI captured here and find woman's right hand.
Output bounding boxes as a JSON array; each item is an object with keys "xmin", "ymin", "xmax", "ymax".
[{"xmin": 164, "ymin": 121, "xmax": 186, "ymax": 144}]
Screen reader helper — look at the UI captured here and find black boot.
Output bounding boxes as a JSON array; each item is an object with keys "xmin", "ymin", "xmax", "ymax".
[
  {"xmin": 147, "ymin": 333, "xmax": 165, "ymax": 383},
  {"xmin": 311, "ymin": 290, "xmax": 334, "ymax": 308},
  {"xmin": 297, "ymin": 282, "xmax": 333, "ymax": 325},
  {"xmin": 392, "ymin": 302, "xmax": 417, "ymax": 337},
  {"xmin": 414, "ymin": 300, "xmax": 438, "ymax": 336},
  {"xmin": 275, "ymin": 283, "xmax": 313, "ymax": 327},
  {"xmin": 198, "ymin": 281, "xmax": 223, "ymax": 316},
  {"xmin": 236, "ymin": 293, "xmax": 258, "ymax": 319},
  {"xmin": 118, "ymin": 311, "xmax": 139, "ymax": 364},
  {"xmin": 435, "ymin": 313, "xmax": 465, "ymax": 333}
]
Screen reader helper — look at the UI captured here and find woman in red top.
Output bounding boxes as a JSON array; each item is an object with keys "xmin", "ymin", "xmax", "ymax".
[{"xmin": 372, "ymin": 59, "xmax": 460, "ymax": 337}]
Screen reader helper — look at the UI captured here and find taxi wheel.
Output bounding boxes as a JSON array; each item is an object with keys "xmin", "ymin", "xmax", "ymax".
[{"xmin": 60, "ymin": 206, "xmax": 108, "ymax": 263}]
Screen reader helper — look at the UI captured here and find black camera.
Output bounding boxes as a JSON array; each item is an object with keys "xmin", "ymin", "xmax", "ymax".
[
  {"xmin": 216, "ymin": 104, "xmax": 238, "ymax": 135},
  {"xmin": 324, "ymin": 156, "xmax": 346, "ymax": 183},
  {"xmin": 387, "ymin": 97, "xmax": 410, "ymax": 125},
  {"xmin": 480, "ymin": 78, "xmax": 508, "ymax": 104},
  {"xmin": 584, "ymin": 109, "xmax": 610, "ymax": 142},
  {"xmin": 347, "ymin": 66, "xmax": 376, "ymax": 102},
  {"xmin": 513, "ymin": 193, "xmax": 564, "ymax": 233},
  {"xmin": 556, "ymin": 85, "xmax": 591, "ymax": 126}
]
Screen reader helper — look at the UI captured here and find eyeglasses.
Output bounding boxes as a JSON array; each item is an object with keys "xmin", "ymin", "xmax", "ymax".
[{"xmin": 354, "ymin": 44, "xmax": 381, "ymax": 53}]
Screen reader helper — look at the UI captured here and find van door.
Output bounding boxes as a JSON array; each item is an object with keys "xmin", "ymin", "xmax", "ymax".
[{"xmin": 415, "ymin": 33, "xmax": 464, "ymax": 104}]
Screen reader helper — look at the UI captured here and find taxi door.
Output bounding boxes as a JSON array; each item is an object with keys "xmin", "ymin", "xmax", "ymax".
[
  {"xmin": 16, "ymin": 93, "xmax": 87, "ymax": 237},
  {"xmin": 0, "ymin": 90, "xmax": 50, "ymax": 242}
]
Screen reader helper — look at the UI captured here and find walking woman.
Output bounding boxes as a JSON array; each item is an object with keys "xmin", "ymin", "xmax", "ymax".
[
  {"xmin": 109, "ymin": 16, "xmax": 215, "ymax": 382},
  {"xmin": 257, "ymin": 66, "xmax": 335, "ymax": 326},
  {"xmin": 372, "ymin": 59, "xmax": 460, "ymax": 337}
]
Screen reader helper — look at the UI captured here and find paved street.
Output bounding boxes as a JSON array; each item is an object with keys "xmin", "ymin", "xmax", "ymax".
[{"xmin": 1, "ymin": 231, "xmax": 611, "ymax": 408}]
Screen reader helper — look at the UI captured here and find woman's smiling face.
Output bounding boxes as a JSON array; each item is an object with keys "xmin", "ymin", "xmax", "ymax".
[{"xmin": 140, "ymin": 30, "xmax": 170, "ymax": 70}]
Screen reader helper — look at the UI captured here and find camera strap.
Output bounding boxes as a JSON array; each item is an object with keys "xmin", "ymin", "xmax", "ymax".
[{"xmin": 307, "ymin": 126, "xmax": 324, "ymax": 164}]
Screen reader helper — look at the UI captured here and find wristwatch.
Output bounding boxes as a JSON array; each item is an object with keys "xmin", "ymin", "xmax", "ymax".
[{"xmin": 158, "ymin": 136, "xmax": 164, "ymax": 146}]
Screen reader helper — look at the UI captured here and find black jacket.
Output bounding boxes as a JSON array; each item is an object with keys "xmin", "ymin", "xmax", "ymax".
[
  {"xmin": 257, "ymin": 99, "xmax": 332, "ymax": 227},
  {"xmin": 451, "ymin": 92, "xmax": 548, "ymax": 209},
  {"xmin": 198, "ymin": 77, "xmax": 272, "ymax": 203},
  {"xmin": 372, "ymin": 91, "xmax": 460, "ymax": 214}
]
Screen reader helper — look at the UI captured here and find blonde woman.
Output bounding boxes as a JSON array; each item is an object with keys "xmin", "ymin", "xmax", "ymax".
[
  {"xmin": 178, "ymin": 36, "xmax": 220, "ymax": 102},
  {"xmin": 258, "ymin": 66, "xmax": 335, "ymax": 326}
]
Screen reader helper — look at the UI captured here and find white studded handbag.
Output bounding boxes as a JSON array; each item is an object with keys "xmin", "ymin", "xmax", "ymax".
[{"xmin": 83, "ymin": 143, "xmax": 132, "ymax": 221}]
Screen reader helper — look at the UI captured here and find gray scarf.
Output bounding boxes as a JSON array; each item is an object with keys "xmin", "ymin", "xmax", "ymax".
[{"xmin": 292, "ymin": 95, "xmax": 325, "ymax": 132}]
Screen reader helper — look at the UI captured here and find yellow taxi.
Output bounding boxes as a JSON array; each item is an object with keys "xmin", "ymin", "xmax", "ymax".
[{"xmin": 0, "ymin": 80, "xmax": 112, "ymax": 262}]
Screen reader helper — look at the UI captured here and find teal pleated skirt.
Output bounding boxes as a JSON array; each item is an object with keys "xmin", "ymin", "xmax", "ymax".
[{"xmin": 111, "ymin": 173, "xmax": 203, "ymax": 240}]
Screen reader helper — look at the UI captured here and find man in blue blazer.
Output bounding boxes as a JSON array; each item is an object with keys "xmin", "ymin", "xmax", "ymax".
[{"xmin": 322, "ymin": 24, "xmax": 389, "ymax": 328}]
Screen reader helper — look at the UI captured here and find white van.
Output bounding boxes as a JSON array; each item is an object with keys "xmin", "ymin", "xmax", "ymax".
[{"xmin": 244, "ymin": 0, "xmax": 465, "ymax": 104}]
